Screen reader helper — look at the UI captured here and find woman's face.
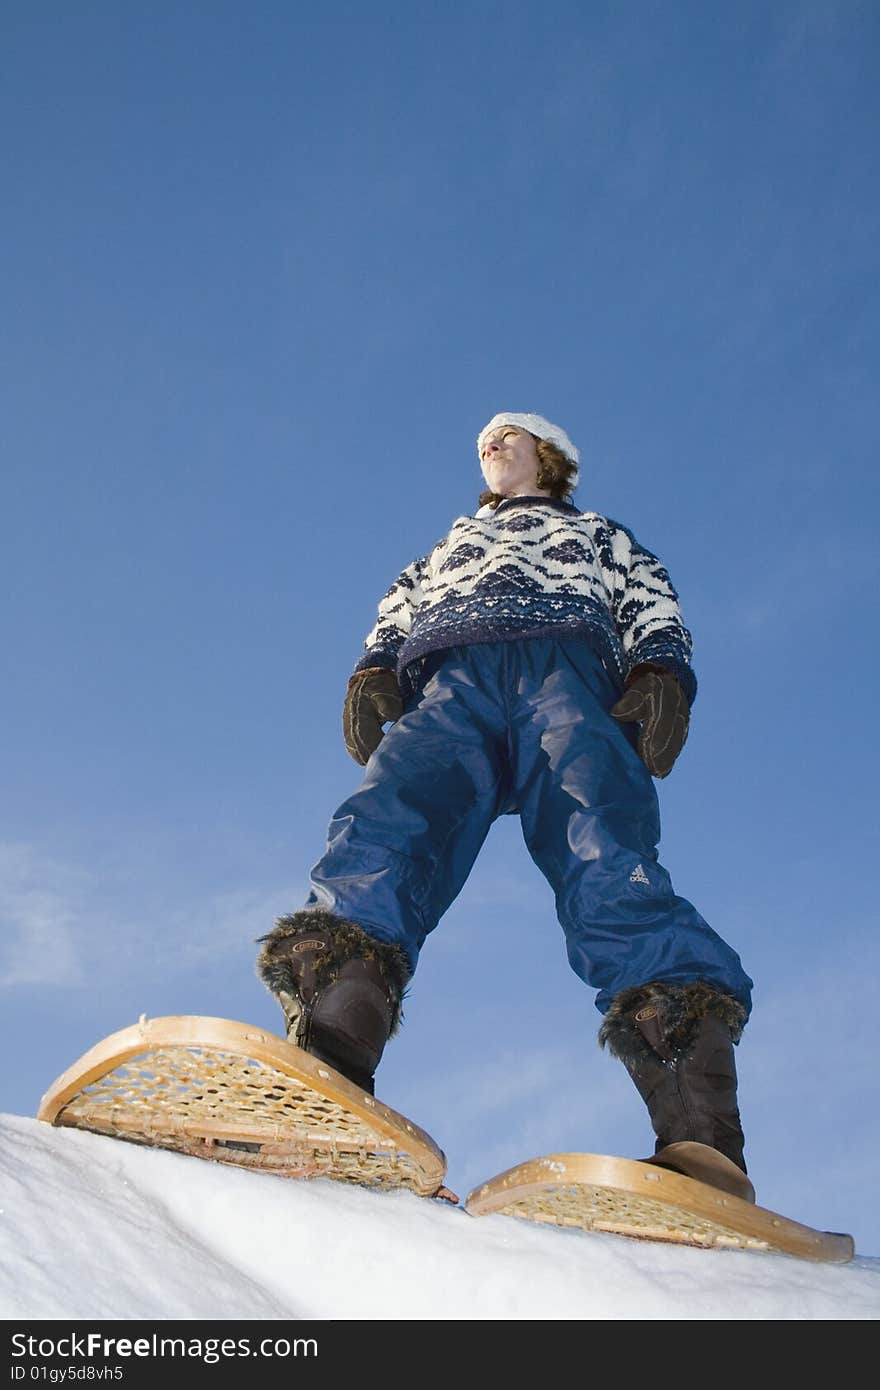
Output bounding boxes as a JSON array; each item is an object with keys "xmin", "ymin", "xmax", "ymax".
[{"xmin": 479, "ymin": 426, "xmax": 547, "ymax": 498}]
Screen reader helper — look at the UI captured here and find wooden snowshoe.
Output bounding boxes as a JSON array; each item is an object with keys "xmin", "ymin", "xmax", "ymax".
[
  {"xmin": 465, "ymin": 1152, "xmax": 854, "ymax": 1263},
  {"xmin": 37, "ymin": 1014, "xmax": 448, "ymax": 1198}
]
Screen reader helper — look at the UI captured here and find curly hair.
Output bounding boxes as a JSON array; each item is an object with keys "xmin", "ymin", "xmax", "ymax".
[{"xmin": 478, "ymin": 435, "xmax": 577, "ymax": 510}]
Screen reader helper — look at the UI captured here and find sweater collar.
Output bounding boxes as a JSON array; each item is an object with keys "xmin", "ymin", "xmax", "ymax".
[{"xmin": 489, "ymin": 495, "xmax": 580, "ymax": 517}]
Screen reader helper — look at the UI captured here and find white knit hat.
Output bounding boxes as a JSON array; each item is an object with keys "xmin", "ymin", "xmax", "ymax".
[{"xmin": 477, "ymin": 413, "xmax": 579, "ymax": 486}]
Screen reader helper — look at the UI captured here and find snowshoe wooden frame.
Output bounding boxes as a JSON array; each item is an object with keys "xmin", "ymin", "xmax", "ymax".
[
  {"xmin": 465, "ymin": 1153, "xmax": 855, "ymax": 1263},
  {"xmin": 37, "ymin": 1015, "xmax": 447, "ymax": 1196}
]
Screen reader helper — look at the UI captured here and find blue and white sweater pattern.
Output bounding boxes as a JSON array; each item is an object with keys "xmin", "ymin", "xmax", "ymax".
[{"xmin": 354, "ymin": 497, "xmax": 697, "ymax": 704}]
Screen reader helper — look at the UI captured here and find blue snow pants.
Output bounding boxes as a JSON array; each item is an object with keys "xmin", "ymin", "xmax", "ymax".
[{"xmin": 303, "ymin": 639, "xmax": 753, "ymax": 1018}]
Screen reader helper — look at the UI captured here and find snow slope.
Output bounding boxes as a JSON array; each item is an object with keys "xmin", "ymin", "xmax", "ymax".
[{"xmin": 1, "ymin": 1114, "xmax": 878, "ymax": 1322}]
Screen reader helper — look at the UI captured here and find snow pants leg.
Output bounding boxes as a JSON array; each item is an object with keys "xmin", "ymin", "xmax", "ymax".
[{"xmin": 303, "ymin": 640, "xmax": 753, "ymax": 1018}]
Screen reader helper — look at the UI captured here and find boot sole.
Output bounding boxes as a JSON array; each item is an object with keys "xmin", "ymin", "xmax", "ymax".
[{"xmin": 646, "ymin": 1141, "xmax": 756, "ymax": 1203}]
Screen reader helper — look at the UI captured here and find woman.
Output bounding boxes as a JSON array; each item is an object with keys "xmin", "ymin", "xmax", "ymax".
[{"xmin": 257, "ymin": 412, "xmax": 755, "ymax": 1200}]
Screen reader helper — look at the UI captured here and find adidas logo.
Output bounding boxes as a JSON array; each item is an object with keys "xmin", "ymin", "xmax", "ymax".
[{"xmin": 629, "ymin": 864, "xmax": 650, "ymax": 885}]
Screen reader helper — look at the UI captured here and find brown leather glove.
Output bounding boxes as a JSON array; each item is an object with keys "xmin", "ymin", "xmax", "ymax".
[
  {"xmin": 610, "ymin": 668, "xmax": 689, "ymax": 778},
  {"xmin": 343, "ymin": 667, "xmax": 404, "ymax": 765}
]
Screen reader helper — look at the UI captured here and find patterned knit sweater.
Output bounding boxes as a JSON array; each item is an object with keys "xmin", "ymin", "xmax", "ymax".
[{"xmin": 354, "ymin": 496, "xmax": 697, "ymax": 704}]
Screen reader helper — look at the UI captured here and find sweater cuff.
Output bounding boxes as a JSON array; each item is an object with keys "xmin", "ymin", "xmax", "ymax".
[
  {"xmin": 626, "ymin": 641, "xmax": 697, "ymax": 707},
  {"xmin": 353, "ymin": 650, "xmax": 399, "ymax": 678}
]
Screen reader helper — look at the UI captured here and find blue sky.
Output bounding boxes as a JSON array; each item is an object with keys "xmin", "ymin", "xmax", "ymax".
[{"xmin": 3, "ymin": 2, "xmax": 879, "ymax": 1253}]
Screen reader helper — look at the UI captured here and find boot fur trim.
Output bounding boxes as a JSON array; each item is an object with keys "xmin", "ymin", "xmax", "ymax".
[
  {"xmin": 256, "ymin": 910, "xmax": 410, "ymax": 1037},
  {"xmin": 598, "ymin": 980, "xmax": 746, "ymax": 1067}
]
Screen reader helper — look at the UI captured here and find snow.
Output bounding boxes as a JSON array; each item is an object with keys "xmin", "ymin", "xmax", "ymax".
[{"xmin": 2, "ymin": 1113, "xmax": 878, "ymax": 1323}]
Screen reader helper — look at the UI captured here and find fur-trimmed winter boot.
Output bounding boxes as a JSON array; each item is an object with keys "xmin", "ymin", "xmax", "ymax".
[
  {"xmin": 255, "ymin": 910, "xmax": 410, "ymax": 1095},
  {"xmin": 599, "ymin": 981, "xmax": 755, "ymax": 1203}
]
